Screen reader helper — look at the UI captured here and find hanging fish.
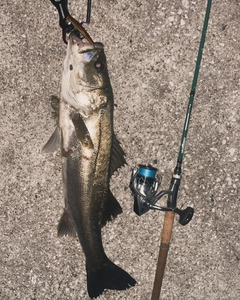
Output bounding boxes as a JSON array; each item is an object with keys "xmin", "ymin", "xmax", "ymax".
[{"xmin": 43, "ymin": 31, "xmax": 136, "ymax": 298}]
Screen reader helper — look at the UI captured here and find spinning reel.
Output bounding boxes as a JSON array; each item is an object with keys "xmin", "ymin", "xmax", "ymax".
[{"xmin": 130, "ymin": 164, "xmax": 194, "ymax": 226}]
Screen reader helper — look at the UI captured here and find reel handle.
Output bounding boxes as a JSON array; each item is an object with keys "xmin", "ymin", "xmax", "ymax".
[{"xmin": 174, "ymin": 207, "xmax": 194, "ymax": 226}]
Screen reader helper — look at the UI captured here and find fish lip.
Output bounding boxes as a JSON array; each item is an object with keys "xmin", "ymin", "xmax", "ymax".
[
  {"xmin": 78, "ymin": 46, "xmax": 97, "ymax": 54},
  {"xmin": 78, "ymin": 43, "xmax": 103, "ymax": 54}
]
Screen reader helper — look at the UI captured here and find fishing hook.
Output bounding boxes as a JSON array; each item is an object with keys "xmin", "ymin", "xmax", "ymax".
[{"xmin": 50, "ymin": 0, "xmax": 93, "ymax": 44}]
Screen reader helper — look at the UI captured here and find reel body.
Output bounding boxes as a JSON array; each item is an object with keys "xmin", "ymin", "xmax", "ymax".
[
  {"xmin": 130, "ymin": 165, "xmax": 194, "ymax": 226},
  {"xmin": 130, "ymin": 165, "xmax": 161, "ymax": 216}
]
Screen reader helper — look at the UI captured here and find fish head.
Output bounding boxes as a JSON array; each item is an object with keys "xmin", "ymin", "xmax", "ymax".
[{"xmin": 67, "ymin": 31, "xmax": 110, "ymax": 90}]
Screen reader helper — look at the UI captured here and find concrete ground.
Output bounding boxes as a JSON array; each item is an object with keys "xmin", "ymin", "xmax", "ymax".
[{"xmin": 1, "ymin": 0, "xmax": 239, "ymax": 299}]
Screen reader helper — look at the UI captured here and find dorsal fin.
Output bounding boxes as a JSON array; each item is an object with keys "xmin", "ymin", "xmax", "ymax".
[{"xmin": 109, "ymin": 134, "xmax": 127, "ymax": 176}]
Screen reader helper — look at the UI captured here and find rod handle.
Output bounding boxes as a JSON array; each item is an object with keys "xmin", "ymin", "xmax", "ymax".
[{"xmin": 151, "ymin": 211, "xmax": 175, "ymax": 300}]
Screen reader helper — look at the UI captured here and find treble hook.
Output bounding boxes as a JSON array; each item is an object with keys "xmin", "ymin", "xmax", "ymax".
[{"xmin": 50, "ymin": 0, "xmax": 93, "ymax": 44}]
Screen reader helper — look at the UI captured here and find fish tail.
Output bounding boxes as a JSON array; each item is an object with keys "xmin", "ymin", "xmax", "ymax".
[{"xmin": 86, "ymin": 258, "xmax": 136, "ymax": 299}]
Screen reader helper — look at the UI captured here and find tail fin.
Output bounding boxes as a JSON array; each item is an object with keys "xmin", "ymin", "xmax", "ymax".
[{"xmin": 86, "ymin": 258, "xmax": 136, "ymax": 299}]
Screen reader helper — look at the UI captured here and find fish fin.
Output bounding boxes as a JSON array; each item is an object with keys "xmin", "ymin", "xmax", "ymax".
[
  {"xmin": 42, "ymin": 127, "xmax": 61, "ymax": 153},
  {"xmin": 86, "ymin": 257, "xmax": 136, "ymax": 299},
  {"xmin": 109, "ymin": 134, "xmax": 127, "ymax": 176},
  {"xmin": 101, "ymin": 190, "xmax": 122, "ymax": 227},
  {"xmin": 71, "ymin": 113, "xmax": 94, "ymax": 149},
  {"xmin": 57, "ymin": 209, "xmax": 77, "ymax": 238}
]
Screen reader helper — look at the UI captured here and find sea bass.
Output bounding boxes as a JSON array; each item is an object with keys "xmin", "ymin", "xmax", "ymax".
[{"xmin": 43, "ymin": 31, "xmax": 136, "ymax": 298}]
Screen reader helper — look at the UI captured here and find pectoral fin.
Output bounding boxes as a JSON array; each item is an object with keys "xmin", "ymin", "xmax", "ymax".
[
  {"xmin": 42, "ymin": 127, "xmax": 61, "ymax": 153},
  {"xmin": 58, "ymin": 209, "xmax": 77, "ymax": 238},
  {"xmin": 109, "ymin": 134, "xmax": 127, "ymax": 176},
  {"xmin": 100, "ymin": 189, "xmax": 122, "ymax": 227},
  {"xmin": 71, "ymin": 113, "xmax": 94, "ymax": 149}
]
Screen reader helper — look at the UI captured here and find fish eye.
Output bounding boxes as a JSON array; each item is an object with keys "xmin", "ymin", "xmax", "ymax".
[{"xmin": 94, "ymin": 61, "xmax": 104, "ymax": 71}]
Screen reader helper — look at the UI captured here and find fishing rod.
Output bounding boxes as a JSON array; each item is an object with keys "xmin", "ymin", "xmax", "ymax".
[{"xmin": 130, "ymin": 0, "xmax": 212, "ymax": 299}]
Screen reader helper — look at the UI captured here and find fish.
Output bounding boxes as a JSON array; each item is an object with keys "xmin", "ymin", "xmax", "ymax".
[{"xmin": 43, "ymin": 30, "xmax": 136, "ymax": 298}]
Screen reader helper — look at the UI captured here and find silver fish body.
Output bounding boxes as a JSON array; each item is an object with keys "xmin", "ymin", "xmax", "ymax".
[{"xmin": 43, "ymin": 32, "xmax": 136, "ymax": 298}]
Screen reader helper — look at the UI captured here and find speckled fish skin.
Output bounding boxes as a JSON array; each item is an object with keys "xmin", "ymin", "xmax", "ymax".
[{"xmin": 43, "ymin": 31, "xmax": 136, "ymax": 298}]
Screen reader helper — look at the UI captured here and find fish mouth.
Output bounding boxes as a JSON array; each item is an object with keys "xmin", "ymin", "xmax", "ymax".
[
  {"xmin": 78, "ymin": 45, "xmax": 97, "ymax": 54},
  {"xmin": 69, "ymin": 31, "xmax": 103, "ymax": 55},
  {"xmin": 78, "ymin": 43, "xmax": 104, "ymax": 57}
]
